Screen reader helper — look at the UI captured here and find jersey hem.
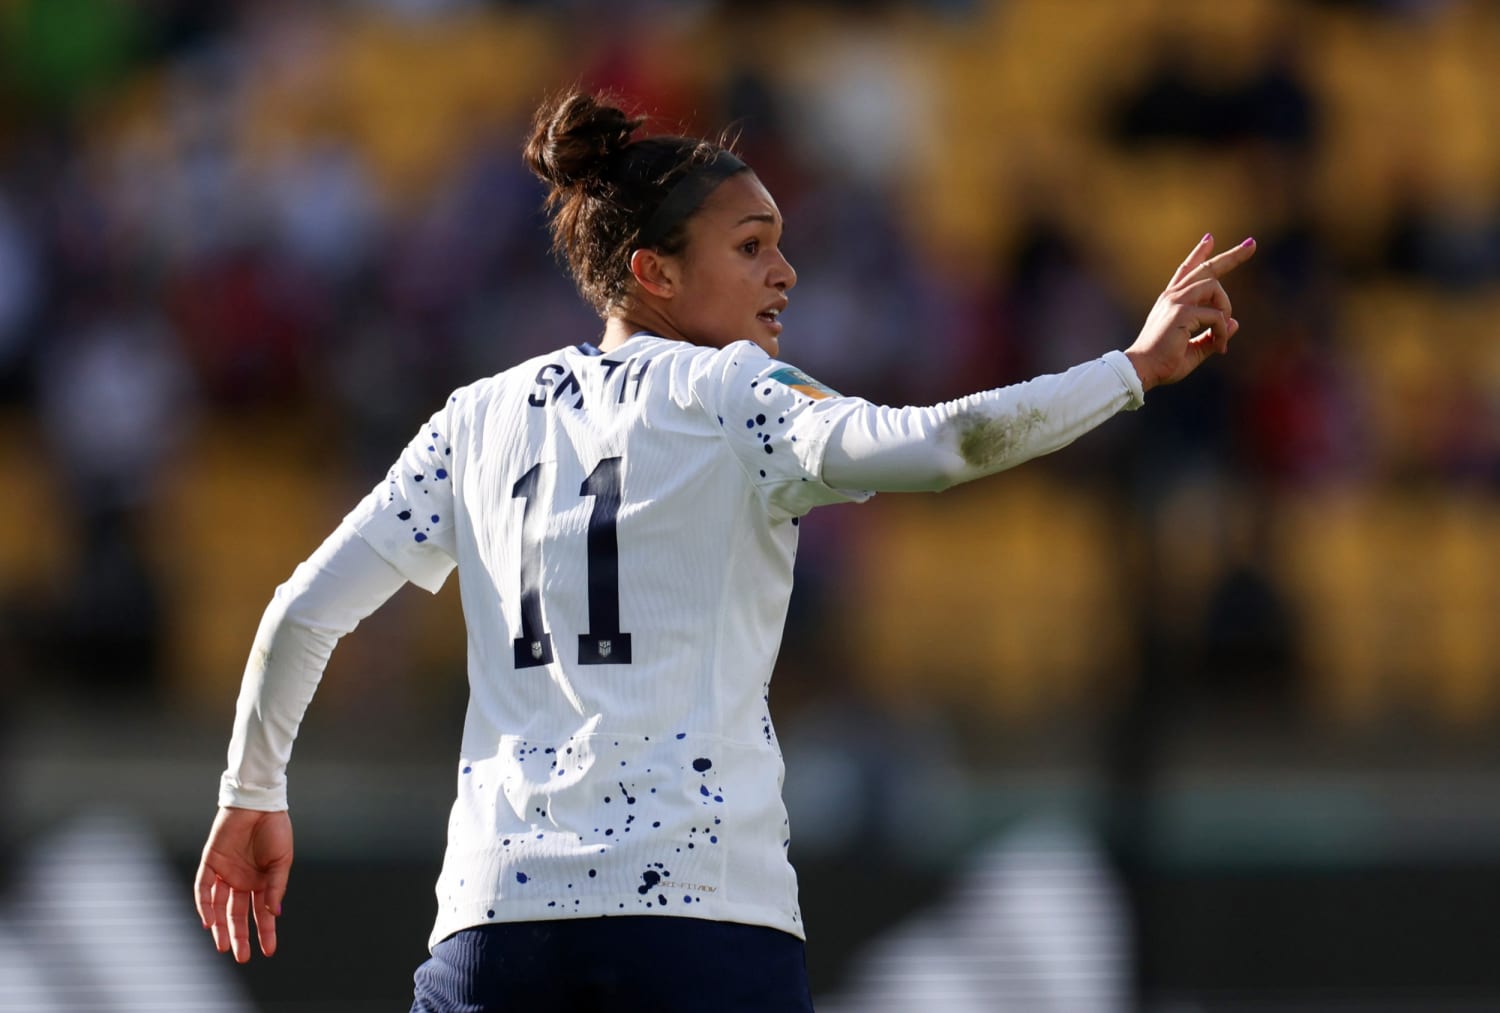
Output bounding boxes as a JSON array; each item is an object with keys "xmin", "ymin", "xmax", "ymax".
[{"xmin": 429, "ymin": 897, "xmax": 806, "ymax": 953}]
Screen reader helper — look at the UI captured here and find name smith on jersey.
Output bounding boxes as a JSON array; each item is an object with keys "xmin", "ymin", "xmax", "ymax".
[{"xmin": 528, "ymin": 356, "xmax": 651, "ymax": 410}]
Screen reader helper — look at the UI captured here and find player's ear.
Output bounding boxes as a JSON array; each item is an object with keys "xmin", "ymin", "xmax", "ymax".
[{"xmin": 629, "ymin": 248, "xmax": 677, "ymax": 300}]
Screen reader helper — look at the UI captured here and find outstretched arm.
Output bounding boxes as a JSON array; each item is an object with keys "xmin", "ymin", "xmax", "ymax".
[
  {"xmin": 821, "ymin": 235, "xmax": 1255, "ymax": 492},
  {"xmin": 195, "ymin": 522, "xmax": 408, "ymax": 961}
]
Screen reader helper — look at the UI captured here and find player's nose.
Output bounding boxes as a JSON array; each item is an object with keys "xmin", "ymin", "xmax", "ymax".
[{"xmin": 770, "ymin": 249, "xmax": 797, "ymax": 292}]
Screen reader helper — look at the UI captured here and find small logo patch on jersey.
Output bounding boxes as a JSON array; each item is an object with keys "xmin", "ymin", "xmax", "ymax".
[{"xmin": 767, "ymin": 367, "xmax": 840, "ymax": 401}]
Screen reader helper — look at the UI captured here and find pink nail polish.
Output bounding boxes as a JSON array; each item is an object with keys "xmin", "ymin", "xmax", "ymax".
[
  {"xmin": 1242, "ymin": 237, "xmax": 1255, "ymax": 246},
  {"xmin": 1202, "ymin": 233, "xmax": 1213, "ymax": 243}
]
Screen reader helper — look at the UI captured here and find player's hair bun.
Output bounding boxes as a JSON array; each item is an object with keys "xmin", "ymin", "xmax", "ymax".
[
  {"xmin": 524, "ymin": 91, "xmax": 643, "ymax": 189},
  {"xmin": 522, "ymin": 88, "xmax": 739, "ymax": 314}
]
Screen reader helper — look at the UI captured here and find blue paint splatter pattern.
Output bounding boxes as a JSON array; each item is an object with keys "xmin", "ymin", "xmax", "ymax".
[
  {"xmin": 382, "ymin": 424, "xmax": 456, "ymax": 545},
  {"xmin": 713, "ymin": 353, "xmax": 874, "ymax": 521},
  {"xmin": 344, "ymin": 396, "xmax": 462, "ymax": 585},
  {"xmin": 432, "ymin": 728, "xmax": 795, "ymax": 936}
]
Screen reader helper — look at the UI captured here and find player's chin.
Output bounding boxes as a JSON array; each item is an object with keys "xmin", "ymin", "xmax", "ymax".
[{"xmin": 749, "ymin": 329, "xmax": 779, "ymax": 358}]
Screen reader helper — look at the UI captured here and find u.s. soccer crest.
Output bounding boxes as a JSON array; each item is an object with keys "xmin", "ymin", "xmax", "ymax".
[
  {"xmin": 597, "ymin": 639, "xmax": 612, "ymax": 658},
  {"xmin": 531, "ymin": 641, "xmax": 544, "ymax": 660}
]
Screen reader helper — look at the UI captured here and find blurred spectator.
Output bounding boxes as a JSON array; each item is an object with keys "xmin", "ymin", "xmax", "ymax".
[
  {"xmin": 773, "ymin": 176, "xmax": 973, "ymax": 407},
  {"xmin": 1000, "ymin": 218, "xmax": 1140, "ymax": 485},
  {"xmin": 1230, "ymin": 36, "xmax": 1319, "ymax": 152},
  {"xmin": 37, "ymin": 290, "xmax": 191, "ymax": 511},
  {"xmin": 1112, "ymin": 45, "xmax": 1225, "ymax": 148},
  {"xmin": 1239, "ymin": 332, "xmax": 1366, "ymax": 487},
  {"xmin": 1007, "ymin": 218, "xmax": 1133, "ymax": 379},
  {"xmin": 1433, "ymin": 375, "xmax": 1500, "ymax": 487},
  {"xmin": 1193, "ymin": 491, "xmax": 1303, "ymax": 711},
  {"xmin": 166, "ymin": 245, "xmax": 327, "ymax": 408},
  {"xmin": 573, "ymin": 7, "xmax": 718, "ymax": 136},
  {"xmin": 1113, "ymin": 29, "xmax": 1316, "ymax": 154},
  {"xmin": 1384, "ymin": 184, "xmax": 1500, "ymax": 290},
  {"xmin": 776, "ymin": 14, "xmax": 936, "ymax": 193},
  {"xmin": 34, "ymin": 286, "xmax": 191, "ymax": 695},
  {"xmin": 263, "ymin": 139, "xmax": 379, "ymax": 284}
]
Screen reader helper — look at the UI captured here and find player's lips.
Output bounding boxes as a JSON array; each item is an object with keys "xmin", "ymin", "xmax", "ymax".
[{"xmin": 757, "ymin": 300, "xmax": 786, "ymax": 334}]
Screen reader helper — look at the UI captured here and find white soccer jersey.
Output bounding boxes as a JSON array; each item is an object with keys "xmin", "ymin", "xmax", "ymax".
[
  {"xmin": 346, "ymin": 333, "xmax": 872, "ymax": 947},
  {"xmin": 217, "ymin": 331, "xmax": 1143, "ymax": 951}
]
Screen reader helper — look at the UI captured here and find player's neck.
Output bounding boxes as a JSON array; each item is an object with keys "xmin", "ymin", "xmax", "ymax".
[{"xmin": 600, "ymin": 307, "xmax": 685, "ymax": 352}]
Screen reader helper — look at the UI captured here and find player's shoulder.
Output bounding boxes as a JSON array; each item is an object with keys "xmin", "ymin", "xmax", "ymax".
[
  {"xmin": 673, "ymin": 339, "xmax": 776, "ymax": 385},
  {"xmin": 686, "ymin": 342, "xmax": 846, "ymax": 406},
  {"xmin": 640, "ymin": 340, "xmax": 780, "ymax": 413}
]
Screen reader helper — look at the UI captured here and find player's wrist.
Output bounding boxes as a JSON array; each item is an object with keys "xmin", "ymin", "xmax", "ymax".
[{"xmin": 1122, "ymin": 348, "xmax": 1159, "ymax": 393}]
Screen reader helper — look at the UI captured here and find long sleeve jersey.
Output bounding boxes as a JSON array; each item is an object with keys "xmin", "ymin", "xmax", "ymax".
[{"xmin": 218, "ymin": 334, "xmax": 1144, "ymax": 949}]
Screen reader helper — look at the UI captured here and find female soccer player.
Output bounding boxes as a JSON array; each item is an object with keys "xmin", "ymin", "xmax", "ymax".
[{"xmin": 195, "ymin": 91, "xmax": 1255, "ymax": 1011}]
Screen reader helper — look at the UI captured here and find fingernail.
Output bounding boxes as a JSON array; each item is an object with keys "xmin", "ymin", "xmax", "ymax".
[
  {"xmin": 1242, "ymin": 237, "xmax": 1255, "ymax": 246},
  {"xmin": 1202, "ymin": 233, "xmax": 1213, "ymax": 243},
  {"xmin": 276, "ymin": 904, "xmax": 283, "ymax": 916}
]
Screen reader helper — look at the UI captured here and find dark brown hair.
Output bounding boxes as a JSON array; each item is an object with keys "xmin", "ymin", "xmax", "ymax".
[{"xmin": 523, "ymin": 90, "xmax": 746, "ymax": 315}]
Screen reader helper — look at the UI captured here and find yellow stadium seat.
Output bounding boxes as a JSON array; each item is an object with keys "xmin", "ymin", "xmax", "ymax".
[{"xmin": 846, "ymin": 475, "xmax": 1130, "ymax": 722}]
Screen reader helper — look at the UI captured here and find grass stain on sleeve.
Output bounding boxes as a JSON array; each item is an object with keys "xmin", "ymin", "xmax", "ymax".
[{"xmin": 954, "ymin": 407, "xmax": 1047, "ymax": 471}]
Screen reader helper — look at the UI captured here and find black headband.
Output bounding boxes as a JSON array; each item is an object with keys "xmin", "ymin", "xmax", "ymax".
[{"xmin": 636, "ymin": 151, "xmax": 748, "ymax": 249}]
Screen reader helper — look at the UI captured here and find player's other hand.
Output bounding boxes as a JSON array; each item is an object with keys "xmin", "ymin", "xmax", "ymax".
[
  {"xmin": 1125, "ymin": 233, "xmax": 1257, "ymax": 392},
  {"xmin": 195, "ymin": 806, "xmax": 293, "ymax": 962}
]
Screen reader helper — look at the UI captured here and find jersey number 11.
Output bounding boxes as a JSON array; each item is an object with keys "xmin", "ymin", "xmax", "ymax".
[{"xmin": 511, "ymin": 457, "xmax": 632, "ymax": 668}]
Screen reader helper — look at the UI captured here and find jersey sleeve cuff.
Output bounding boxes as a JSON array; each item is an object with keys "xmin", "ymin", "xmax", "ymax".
[
  {"xmin": 218, "ymin": 773, "xmax": 289, "ymax": 811},
  {"xmin": 1101, "ymin": 350, "xmax": 1146, "ymax": 410}
]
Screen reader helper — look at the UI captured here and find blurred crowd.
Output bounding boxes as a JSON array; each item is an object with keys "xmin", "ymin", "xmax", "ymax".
[{"xmin": 1, "ymin": 0, "xmax": 1497, "ymax": 739}]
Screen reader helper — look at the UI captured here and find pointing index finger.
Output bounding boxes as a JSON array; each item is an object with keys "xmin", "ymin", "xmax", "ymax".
[{"xmin": 1195, "ymin": 237, "xmax": 1257, "ymax": 282}]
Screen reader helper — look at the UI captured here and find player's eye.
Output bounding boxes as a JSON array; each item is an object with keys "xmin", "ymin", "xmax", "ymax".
[{"xmin": 740, "ymin": 239, "xmax": 759, "ymax": 255}]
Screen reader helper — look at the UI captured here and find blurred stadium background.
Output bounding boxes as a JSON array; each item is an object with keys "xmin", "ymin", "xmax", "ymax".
[{"xmin": 2, "ymin": 0, "xmax": 1498, "ymax": 1009}]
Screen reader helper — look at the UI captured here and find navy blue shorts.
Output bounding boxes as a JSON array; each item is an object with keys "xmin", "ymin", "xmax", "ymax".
[{"xmin": 410, "ymin": 916, "xmax": 815, "ymax": 1012}]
